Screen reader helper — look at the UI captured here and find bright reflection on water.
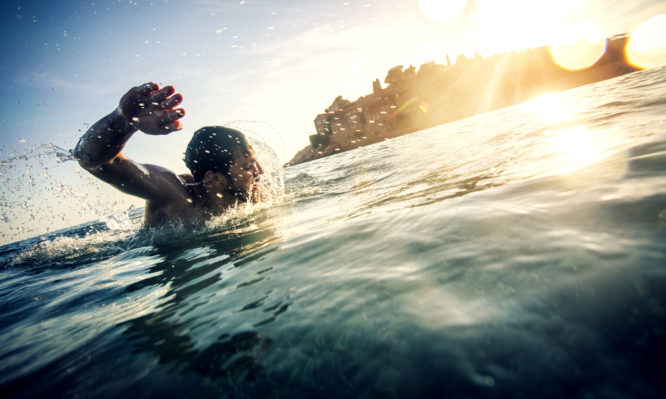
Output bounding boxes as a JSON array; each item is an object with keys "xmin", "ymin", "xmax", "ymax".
[
  {"xmin": 522, "ymin": 94, "xmax": 616, "ymax": 175},
  {"xmin": 545, "ymin": 126, "xmax": 605, "ymax": 173},
  {"xmin": 521, "ymin": 92, "xmax": 579, "ymax": 123},
  {"xmin": 516, "ymin": 91, "xmax": 629, "ymax": 179}
]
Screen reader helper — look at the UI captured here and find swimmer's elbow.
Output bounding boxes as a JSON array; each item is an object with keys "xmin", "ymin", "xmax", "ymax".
[
  {"xmin": 73, "ymin": 146, "xmax": 93, "ymax": 170},
  {"xmin": 73, "ymin": 142, "xmax": 106, "ymax": 172}
]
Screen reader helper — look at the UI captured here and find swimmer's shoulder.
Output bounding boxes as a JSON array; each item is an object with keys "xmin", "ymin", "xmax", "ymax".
[
  {"xmin": 143, "ymin": 172, "xmax": 201, "ymax": 227},
  {"xmin": 179, "ymin": 173, "xmax": 196, "ymax": 184}
]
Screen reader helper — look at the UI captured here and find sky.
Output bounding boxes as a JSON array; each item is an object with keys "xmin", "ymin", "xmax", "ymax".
[{"xmin": 1, "ymin": 0, "xmax": 665, "ymax": 244}]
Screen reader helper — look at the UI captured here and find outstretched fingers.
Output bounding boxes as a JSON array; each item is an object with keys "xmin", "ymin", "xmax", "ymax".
[
  {"xmin": 129, "ymin": 83, "xmax": 183, "ymax": 110},
  {"xmin": 157, "ymin": 108, "xmax": 185, "ymax": 134},
  {"xmin": 149, "ymin": 85, "xmax": 175, "ymax": 102},
  {"xmin": 121, "ymin": 82, "xmax": 186, "ymax": 134},
  {"xmin": 160, "ymin": 119, "xmax": 183, "ymax": 134},
  {"xmin": 167, "ymin": 108, "xmax": 185, "ymax": 121},
  {"xmin": 136, "ymin": 82, "xmax": 159, "ymax": 96},
  {"xmin": 161, "ymin": 93, "xmax": 183, "ymax": 109}
]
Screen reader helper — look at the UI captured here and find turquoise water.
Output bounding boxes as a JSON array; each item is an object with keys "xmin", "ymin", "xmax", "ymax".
[{"xmin": 2, "ymin": 67, "xmax": 666, "ymax": 398}]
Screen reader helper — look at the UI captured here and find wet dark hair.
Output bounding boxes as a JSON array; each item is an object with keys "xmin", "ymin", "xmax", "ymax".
[{"xmin": 184, "ymin": 126, "xmax": 252, "ymax": 181}]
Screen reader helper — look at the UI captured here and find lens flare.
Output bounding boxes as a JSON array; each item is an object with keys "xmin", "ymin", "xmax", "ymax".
[
  {"xmin": 626, "ymin": 14, "xmax": 666, "ymax": 69},
  {"xmin": 419, "ymin": 0, "xmax": 467, "ymax": 24},
  {"xmin": 548, "ymin": 21, "xmax": 607, "ymax": 71},
  {"xmin": 387, "ymin": 96, "xmax": 416, "ymax": 121}
]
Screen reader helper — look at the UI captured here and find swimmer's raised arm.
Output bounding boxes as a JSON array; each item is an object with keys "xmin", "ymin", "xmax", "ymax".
[
  {"xmin": 74, "ymin": 83, "xmax": 185, "ymax": 169},
  {"xmin": 73, "ymin": 83, "xmax": 188, "ymax": 203}
]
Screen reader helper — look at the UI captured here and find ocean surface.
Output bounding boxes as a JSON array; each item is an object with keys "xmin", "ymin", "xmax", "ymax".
[{"xmin": 2, "ymin": 66, "xmax": 666, "ymax": 398}]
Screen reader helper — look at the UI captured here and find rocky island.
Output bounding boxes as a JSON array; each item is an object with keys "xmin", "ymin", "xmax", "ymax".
[{"xmin": 286, "ymin": 34, "xmax": 640, "ymax": 166}]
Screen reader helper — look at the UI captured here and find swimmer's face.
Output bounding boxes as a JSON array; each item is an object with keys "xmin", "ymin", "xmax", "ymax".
[{"xmin": 228, "ymin": 150, "xmax": 263, "ymax": 195}]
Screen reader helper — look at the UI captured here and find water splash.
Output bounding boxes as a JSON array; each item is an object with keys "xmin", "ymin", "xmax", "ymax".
[
  {"xmin": 0, "ymin": 143, "xmax": 74, "ymax": 165},
  {"xmin": 221, "ymin": 120, "xmax": 286, "ymax": 204},
  {"xmin": 10, "ymin": 228, "xmax": 136, "ymax": 269},
  {"xmin": 0, "ymin": 128, "xmax": 287, "ymax": 247},
  {"xmin": 0, "ymin": 143, "xmax": 140, "ymax": 246},
  {"xmin": 223, "ymin": 119, "xmax": 287, "ymax": 162}
]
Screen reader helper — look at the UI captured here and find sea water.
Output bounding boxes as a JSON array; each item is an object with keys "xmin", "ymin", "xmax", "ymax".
[{"xmin": 1, "ymin": 66, "xmax": 665, "ymax": 398}]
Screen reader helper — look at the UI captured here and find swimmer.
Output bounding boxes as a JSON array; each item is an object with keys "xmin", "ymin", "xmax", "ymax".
[{"xmin": 74, "ymin": 82, "xmax": 265, "ymax": 226}]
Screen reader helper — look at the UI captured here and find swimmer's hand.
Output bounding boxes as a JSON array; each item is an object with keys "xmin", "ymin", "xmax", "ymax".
[{"xmin": 118, "ymin": 82, "xmax": 185, "ymax": 135}]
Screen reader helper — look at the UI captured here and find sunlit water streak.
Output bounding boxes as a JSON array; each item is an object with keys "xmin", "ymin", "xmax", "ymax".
[{"xmin": 1, "ymin": 67, "xmax": 666, "ymax": 398}]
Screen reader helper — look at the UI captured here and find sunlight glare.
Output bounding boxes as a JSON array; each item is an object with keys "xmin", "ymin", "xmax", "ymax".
[
  {"xmin": 522, "ymin": 93, "xmax": 578, "ymax": 124},
  {"xmin": 522, "ymin": 94, "xmax": 620, "ymax": 176},
  {"xmin": 471, "ymin": 0, "xmax": 578, "ymax": 55},
  {"xmin": 626, "ymin": 14, "xmax": 666, "ymax": 69},
  {"xmin": 547, "ymin": 126, "xmax": 604, "ymax": 174},
  {"xmin": 419, "ymin": 0, "xmax": 467, "ymax": 24},
  {"xmin": 523, "ymin": 94, "xmax": 627, "ymax": 178},
  {"xmin": 549, "ymin": 21, "xmax": 608, "ymax": 71}
]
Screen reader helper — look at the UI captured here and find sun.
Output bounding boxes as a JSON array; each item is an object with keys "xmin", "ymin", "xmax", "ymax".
[{"xmin": 419, "ymin": 0, "xmax": 467, "ymax": 24}]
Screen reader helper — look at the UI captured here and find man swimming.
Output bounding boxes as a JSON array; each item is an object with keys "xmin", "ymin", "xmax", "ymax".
[{"xmin": 74, "ymin": 82, "xmax": 264, "ymax": 226}]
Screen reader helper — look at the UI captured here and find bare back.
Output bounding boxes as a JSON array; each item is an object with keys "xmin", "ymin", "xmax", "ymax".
[{"xmin": 83, "ymin": 153, "xmax": 209, "ymax": 226}]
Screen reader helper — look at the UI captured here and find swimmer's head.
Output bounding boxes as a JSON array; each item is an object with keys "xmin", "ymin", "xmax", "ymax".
[{"xmin": 184, "ymin": 126, "xmax": 252, "ymax": 181}]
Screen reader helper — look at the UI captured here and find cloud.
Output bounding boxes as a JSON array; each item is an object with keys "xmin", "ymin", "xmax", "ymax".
[
  {"xmin": 192, "ymin": 0, "xmax": 345, "ymax": 16},
  {"xmin": 15, "ymin": 72, "xmax": 100, "ymax": 93},
  {"xmin": 192, "ymin": 0, "xmax": 278, "ymax": 13}
]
